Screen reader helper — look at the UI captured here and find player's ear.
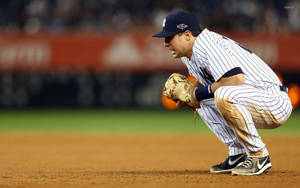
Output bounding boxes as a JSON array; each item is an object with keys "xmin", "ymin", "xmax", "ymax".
[{"xmin": 184, "ymin": 30, "xmax": 192, "ymax": 41}]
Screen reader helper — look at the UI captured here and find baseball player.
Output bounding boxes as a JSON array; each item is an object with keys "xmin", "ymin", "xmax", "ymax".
[{"xmin": 153, "ymin": 10, "xmax": 292, "ymax": 176}]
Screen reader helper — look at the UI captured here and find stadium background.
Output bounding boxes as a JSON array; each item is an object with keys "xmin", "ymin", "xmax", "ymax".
[
  {"xmin": 0, "ymin": 0, "xmax": 300, "ymax": 188},
  {"xmin": 0, "ymin": 0, "xmax": 299, "ymax": 109}
]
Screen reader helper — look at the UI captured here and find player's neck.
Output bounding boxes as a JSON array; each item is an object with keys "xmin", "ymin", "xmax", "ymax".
[{"xmin": 186, "ymin": 38, "xmax": 196, "ymax": 59}]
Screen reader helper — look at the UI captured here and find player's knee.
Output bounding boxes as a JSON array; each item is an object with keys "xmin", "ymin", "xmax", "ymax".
[
  {"xmin": 214, "ymin": 86, "xmax": 234, "ymax": 115},
  {"xmin": 214, "ymin": 86, "xmax": 234, "ymax": 102}
]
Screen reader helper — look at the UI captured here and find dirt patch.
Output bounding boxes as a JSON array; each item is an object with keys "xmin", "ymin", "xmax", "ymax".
[{"xmin": 0, "ymin": 133, "xmax": 299, "ymax": 188}]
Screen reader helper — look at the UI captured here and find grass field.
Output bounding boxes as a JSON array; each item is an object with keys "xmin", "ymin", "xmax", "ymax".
[{"xmin": 0, "ymin": 108, "xmax": 299, "ymax": 134}]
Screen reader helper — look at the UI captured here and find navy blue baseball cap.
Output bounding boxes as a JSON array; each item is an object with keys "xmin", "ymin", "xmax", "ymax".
[{"xmin": 152, "ymin": 10, "xmax": 201, "ymax": 38}]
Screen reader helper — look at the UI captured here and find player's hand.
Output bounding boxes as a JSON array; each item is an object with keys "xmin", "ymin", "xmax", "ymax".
[{"xmin": 163, "ymin": 73, "xmax": 200, "ymax": 109}]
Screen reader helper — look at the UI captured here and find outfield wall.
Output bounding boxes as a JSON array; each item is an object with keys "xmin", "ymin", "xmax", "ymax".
[
  {"xmin": 0, "ymin": 31, "xmax": 299, "ymax": 73},
  {"xmin": 0, "ymin": 32, "xmax": 299, "ymax": 108}
]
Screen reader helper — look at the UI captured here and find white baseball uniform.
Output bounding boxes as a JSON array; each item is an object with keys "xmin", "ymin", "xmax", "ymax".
[{"xmin": 181, "ymin": 28, "xmax": 292, "ymax": 157}]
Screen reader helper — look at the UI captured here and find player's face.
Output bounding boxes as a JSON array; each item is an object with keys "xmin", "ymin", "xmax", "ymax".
[{"xmin": 164, "ymin": 33, "xmax": 190, "ymax": 58}]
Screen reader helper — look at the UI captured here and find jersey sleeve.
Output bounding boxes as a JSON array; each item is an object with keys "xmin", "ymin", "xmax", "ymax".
[{"xmin": 197, "ymin": 32, "xmax": 240, "ymax": 82}]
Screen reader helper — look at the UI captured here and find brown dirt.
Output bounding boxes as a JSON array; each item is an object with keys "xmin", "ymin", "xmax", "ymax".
[{"xmin": 0, "ymin": 133, "xmax": 299, "ymax": 188}]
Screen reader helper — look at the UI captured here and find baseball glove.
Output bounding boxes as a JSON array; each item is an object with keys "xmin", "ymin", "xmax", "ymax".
[{"xmin": 163, "ymin": 73, "xmax": 200, "ymax": 109}]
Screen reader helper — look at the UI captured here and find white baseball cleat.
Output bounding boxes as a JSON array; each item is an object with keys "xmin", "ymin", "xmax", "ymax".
[{"xmin": 231, "ymin": 156, "xmax": 272, "ymax": 176}]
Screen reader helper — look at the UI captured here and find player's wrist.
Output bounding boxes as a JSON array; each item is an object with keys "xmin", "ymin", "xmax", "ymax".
[{"xmin": 195, "ymin": 85, "xmax": 214, "ymax": 101}]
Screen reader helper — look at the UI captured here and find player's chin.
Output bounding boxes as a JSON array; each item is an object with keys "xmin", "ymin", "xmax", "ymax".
[{"xmin": 172, "ymin": 53, "xmax": 181, "ymax": 59}]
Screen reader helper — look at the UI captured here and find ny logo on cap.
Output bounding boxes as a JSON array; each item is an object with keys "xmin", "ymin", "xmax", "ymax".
[
  {"xmin": 177, "ymin": 24, "xmax": 188, "ymax": 30},
  {"xmin": 162, "ymin": 18, "xmax": 166, "ymax": 27}
]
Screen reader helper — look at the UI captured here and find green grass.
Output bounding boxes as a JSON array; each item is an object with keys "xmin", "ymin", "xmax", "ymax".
[
  {"xmin": 0, "ymin": 108, "xmax": 299, "ymax": 134},
  {"xmin": 0, "ymin": 108, "xmax": 209, "ymax": 133}
]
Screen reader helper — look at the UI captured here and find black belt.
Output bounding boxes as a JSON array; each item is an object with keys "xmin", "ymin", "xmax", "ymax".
[{"xmin": 280, "ymin": 86, "xmax": 288, "ymax": 93}]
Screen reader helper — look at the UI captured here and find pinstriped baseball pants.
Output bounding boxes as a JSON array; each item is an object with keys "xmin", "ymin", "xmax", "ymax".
[{"xmin": 197, "ymin": 84, "xmax": 292, "ymax": 157}]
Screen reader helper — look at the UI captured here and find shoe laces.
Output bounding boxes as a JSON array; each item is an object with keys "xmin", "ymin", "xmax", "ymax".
[{"xmin": 240, "ymin": 157, "xmax": 253, "ymax": 168}]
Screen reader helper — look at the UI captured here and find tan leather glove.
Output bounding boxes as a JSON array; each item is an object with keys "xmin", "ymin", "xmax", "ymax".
[{"xmin": 163, "ymin": 73, "xmax": 200, "ymax": 109}]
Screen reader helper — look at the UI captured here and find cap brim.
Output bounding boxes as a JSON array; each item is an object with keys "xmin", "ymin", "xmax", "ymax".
[{"xmin": 152, "ymin": 31, "xmax": 177, "ymax": 38}]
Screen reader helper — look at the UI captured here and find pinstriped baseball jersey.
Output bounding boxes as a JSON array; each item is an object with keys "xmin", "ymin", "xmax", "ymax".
[
  {"xmin": 182, "ymin": 28, "xmax": 282, "ymax": 90},
  {"xmin": 181, "ymin": 28, "xmax": 292, "ymax": 156}
]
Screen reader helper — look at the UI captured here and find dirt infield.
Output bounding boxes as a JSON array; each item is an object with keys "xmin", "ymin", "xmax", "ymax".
[{"xmin": 0, "ymin": 133, "xmax": 299, "ymax": 188}]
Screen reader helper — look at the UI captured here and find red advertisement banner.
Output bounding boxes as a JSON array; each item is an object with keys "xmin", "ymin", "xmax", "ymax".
[{"xmin": 0, "ymin": 32, "xmax": 299, "ymax": 72}]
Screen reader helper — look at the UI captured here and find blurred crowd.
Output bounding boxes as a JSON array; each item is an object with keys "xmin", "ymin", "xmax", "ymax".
[{"xmin": 0, "ymin": 0, "xmax": 299, "ymax": 34}]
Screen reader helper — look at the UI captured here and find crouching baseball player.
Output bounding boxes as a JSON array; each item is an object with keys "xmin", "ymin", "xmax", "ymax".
[{"xmin": 153, "ymin": 10, "xmax": 292, "ymax": 175}]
